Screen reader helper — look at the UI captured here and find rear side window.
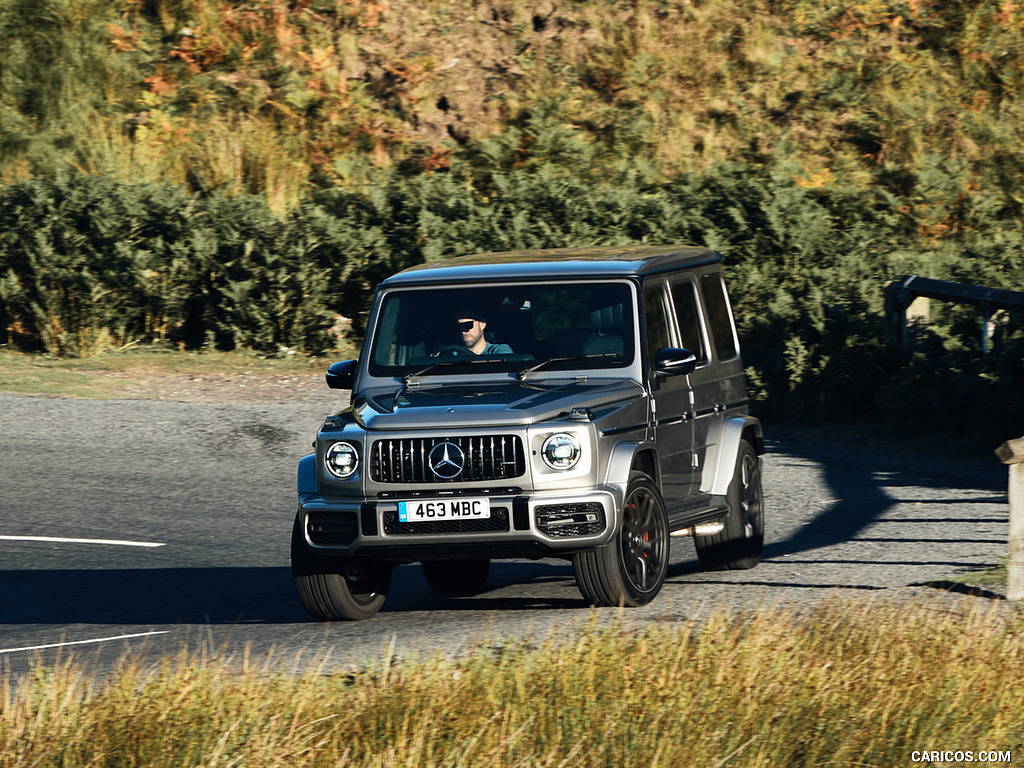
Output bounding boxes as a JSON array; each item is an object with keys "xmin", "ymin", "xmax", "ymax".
[
  {"xmin": 670, "ymin": 281, "xmax": 707, "ymax": 364},
  {"xmin": 701, "ymin": 274, "xmax": 738, "ymax": 360}
]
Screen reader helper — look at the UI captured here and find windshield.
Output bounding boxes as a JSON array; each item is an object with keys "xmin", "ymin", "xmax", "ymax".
[{"xmin": 367, "ymin": 281, "xmax": 636, "ymax": 377}]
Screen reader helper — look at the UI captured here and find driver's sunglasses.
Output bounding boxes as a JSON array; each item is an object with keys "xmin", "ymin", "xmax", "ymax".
[{"xmin": 456, "ymin": 320, "xmax": 476, "ymax": 332}]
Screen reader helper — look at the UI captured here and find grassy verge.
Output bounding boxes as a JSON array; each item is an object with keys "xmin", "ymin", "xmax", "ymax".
[
  {"xmin": 921, "ymin": 561, "xmax": 1010, "ymax": 602},
  {"xmin": 960, "ymin": 562, "xmax": 1010, "ymax": 587},
  {"xmin": 0, "ymin": 347, "xmax": 341, "ymax": 398},
  {"xmin": 2, "ymin": 599, "xmax": 1022, "ymax": 767}
]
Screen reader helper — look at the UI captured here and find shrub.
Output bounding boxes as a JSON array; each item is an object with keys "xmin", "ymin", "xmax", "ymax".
[{"xmin": 3, "ymin": 164, "xmax": 1023, "ymax": 446}]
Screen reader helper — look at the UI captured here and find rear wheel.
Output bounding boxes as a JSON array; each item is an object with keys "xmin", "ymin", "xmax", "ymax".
[
  {"xmin": 421, "ymin": 559, "xmax": 490, "ymax": 595},
  {"xmin": 291, "ymin": 514, "xmax": 392, "ymax": 621},
  {"xmin": 695, "ymin": 439, "xmax": 764, "ymax": 570},
  {"xmin": 573, "ymin": 471, "xmax": 669, "ymax": 607}
]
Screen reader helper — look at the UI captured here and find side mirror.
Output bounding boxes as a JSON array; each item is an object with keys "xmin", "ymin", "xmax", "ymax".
[
  {"xmin": 325, "ymin": 359, "xmax": 357, "ymax": 390},
  {"xmin": 655, "ymin": 347, "xmax": 697, "ymax": 377}
]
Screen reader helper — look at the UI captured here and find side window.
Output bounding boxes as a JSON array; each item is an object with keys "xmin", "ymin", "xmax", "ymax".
[
  {"xmin": 701, "ymin": 274, "xmax": 738, "ymax": 360},
  {"xmin": 670, "ymin": 280, "xmax": 707, "ymax": 363},
  {"xmin": 373, "ymin": 296, "xmax": 402, "ymax": 365},
  {"xmin": 643, "ymin": 287, "xmax": 671, "ymax": 366}
]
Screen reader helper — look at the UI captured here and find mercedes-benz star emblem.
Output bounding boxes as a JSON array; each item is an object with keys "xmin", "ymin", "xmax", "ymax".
[{"xmin": 428, "ymin": 441, "xmax": 465, "ymax": 480}]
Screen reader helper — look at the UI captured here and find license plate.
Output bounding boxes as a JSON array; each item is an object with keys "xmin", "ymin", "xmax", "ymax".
[{"xmin": 398, "ymin": 498, "xmax": 491, "ymax": 522}]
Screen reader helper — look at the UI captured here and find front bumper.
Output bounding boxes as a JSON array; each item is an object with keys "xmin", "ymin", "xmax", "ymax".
[{"xmin": 298, "ymin": 487, "xmax": 620, "ymax": 561}]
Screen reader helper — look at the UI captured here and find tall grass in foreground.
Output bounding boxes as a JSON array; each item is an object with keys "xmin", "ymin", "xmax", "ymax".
[{"xmin": 1, "ymin": 600, "xmax": 1022, "ymax": 767}]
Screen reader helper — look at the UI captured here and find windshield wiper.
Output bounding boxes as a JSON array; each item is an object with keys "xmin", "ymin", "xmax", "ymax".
[
  {"xmin": 402, "ymin": 356, "xmax": 514, "ymax": 388},
  {"xmin": 516, "ymin": 353, "xmax": 618, "ymax": 381}
]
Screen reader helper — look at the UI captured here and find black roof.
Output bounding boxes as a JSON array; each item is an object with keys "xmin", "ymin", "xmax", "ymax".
[{"xmin": 381, "ymin": 246, "xmax": 720, "ymax": 286}]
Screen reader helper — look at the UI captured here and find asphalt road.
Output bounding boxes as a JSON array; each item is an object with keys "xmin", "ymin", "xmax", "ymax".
[{"xmin": 0, "ymin": 391, "xmax": 1012, "ymax": 678}]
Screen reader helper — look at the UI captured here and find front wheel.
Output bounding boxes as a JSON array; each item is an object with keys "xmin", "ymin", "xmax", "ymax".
[
  {"xmin": 694, "ymin": 439, "xmax": 764, "ymax": 571},
  {"xmin": 291, "ymin": 514, "xmax": 392, "ymax": 621},
  {"xmin": 573, "ymin": 471, "xmax": 669, "ymax": 607}
]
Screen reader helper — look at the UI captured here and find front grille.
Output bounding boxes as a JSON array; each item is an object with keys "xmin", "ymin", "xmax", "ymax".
[
  {"xmin": 383, "ymin": 507, "xmax": 510, "ymax": 535},
  {"xmin": 536, "ymin": 502, "xmax": 606, "ymax": 538},
  {"xmin": 307, "ymin": 510, "xmax": 359, "ymax": 546},
  {"xmin": 370, "ymin": 435, "xmax": 526, "ymax": 484}
]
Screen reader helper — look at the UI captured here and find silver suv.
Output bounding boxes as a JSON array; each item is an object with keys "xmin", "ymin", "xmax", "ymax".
[{"xmin": 291, "ymin": 246, "xmax": 765, "ymax": 620}]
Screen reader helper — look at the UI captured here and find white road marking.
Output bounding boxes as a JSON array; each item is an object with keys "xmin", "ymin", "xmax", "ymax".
[
  {"xmin": 0, "ymin": 631, "xmax": 171, "ymax": 655},
  {"xmin": 0, "ymin": 535, "xmax": 166, "ymax": 548}
]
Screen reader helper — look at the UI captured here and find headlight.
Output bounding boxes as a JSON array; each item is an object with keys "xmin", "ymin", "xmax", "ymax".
[
  {"xmin": 541, "ymin": 433, "xmax": 582, "ymax": 470},
  {"xmin": 325, "ymin": 441, "xmax": 359, "ymax": 478}
]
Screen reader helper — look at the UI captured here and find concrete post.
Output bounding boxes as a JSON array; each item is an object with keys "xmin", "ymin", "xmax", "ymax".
[
  {"xmin": 883, "ymin": 281, "xmax": 910, "ymax": 362},
  {"xmin": 996, "ymin": 437, "xmax": 1024, "ymax": 601}
]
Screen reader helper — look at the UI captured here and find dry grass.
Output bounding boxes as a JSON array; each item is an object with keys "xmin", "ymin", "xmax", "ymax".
[
  {"xmin": 0, "ymin": 347, "xmax": 339, "ymax": 399},
  {"xmin": 0, "ymin": 346, "xmax": 334, "ymax": 375},
  {"xmin": 1, "ymin": 599, "xmax": 1022, "ymax": 767}
]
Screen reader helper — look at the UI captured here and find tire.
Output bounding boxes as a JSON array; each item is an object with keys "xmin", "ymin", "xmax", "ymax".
[
  {"xmin": 573, "ymin": 471, "xmax": 669, "ymax": 607},
  {"xmin": 290, "ymin": 514, "xmax": 392, "ymax": 621},
  {"xmin": 695, "ymin": 439, "xmax": 764, "ymax": 571},
  {"xmin": 421, "ymin": 559, "xmax": 490, "ymax": 595}
]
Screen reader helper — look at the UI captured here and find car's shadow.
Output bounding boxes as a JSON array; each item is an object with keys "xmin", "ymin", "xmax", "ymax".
[
  {"xmin": 2, "ymin": 431, "xmax": 1009, "ymax": 626},
  {"xmin": 760, "ymin": 431, "xmax": 1006, "ymax": 563},
  {"xmin": 0, "ymin": 560, "xmax": 586, "ymax": 625}
]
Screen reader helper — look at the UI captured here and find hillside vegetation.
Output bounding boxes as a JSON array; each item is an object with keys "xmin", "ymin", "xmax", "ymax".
[
  {"xmin": 2, "ymin": 0, "xmax": 1024, "ymax": 445},
  {"xmin": 4, "ymin": 0, "xmax": 1024, "ymax": 210}
]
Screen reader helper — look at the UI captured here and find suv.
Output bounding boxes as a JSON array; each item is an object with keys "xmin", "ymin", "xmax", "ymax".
[{"xmin": 291, "ymin": 246, "xmax": 764, "ymax": 620}]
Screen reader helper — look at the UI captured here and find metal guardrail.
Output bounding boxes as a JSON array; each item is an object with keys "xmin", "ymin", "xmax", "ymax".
[{"xmin": 884, "ymin": 274, "xmax": 1024, "ymax": 359}]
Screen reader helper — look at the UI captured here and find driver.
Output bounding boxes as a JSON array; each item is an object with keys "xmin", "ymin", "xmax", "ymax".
[{"xmin": 454, "ymin": 309, "xmax": 512, "ymax": 355}]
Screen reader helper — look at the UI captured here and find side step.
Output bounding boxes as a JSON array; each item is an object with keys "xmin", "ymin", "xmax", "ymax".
[{"xmin": 668, "ymin": 497, "xmax": 729, "ymax": 538}]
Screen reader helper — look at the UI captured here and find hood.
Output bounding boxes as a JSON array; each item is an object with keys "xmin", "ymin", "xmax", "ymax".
[{"xmin": 351, "ymin": 378, "xmax": 645, "ymax": 430}]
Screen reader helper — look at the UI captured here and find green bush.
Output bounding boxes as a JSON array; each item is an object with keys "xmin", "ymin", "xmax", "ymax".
[
  {"xmin": 0, "ymin": 174, "xmax": 349, "ymax": 355},
  {"xmin": 3, "ymin": 165, "xmax": 1023, "ymax": 447}
]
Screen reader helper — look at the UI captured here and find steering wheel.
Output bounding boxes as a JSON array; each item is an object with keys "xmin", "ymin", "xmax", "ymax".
[{"xmin": 430, "ymin": 344, "xmax": 474, "ymax": 359}]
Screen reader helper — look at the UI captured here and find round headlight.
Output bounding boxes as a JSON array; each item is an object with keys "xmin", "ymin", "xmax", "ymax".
[
  {"xmin": 541, "ymin": 433, "xmax": 582, "ymax": 470},
  {"xmin": 325, "ymin": 441, "xmax": 359, "ymax": 478}
]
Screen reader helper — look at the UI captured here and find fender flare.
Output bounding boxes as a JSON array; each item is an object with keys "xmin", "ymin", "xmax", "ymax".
[
  {"xmin": 701, "ymin": 416, "xmax": 763, "ymax": 497},
  {"xmin": 604, "ymin": 439, "xmax": 659, "ymax": 498},
  {"xmin": 297, "ymin": 453, "xmax": 318, "ymax": 499}
]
